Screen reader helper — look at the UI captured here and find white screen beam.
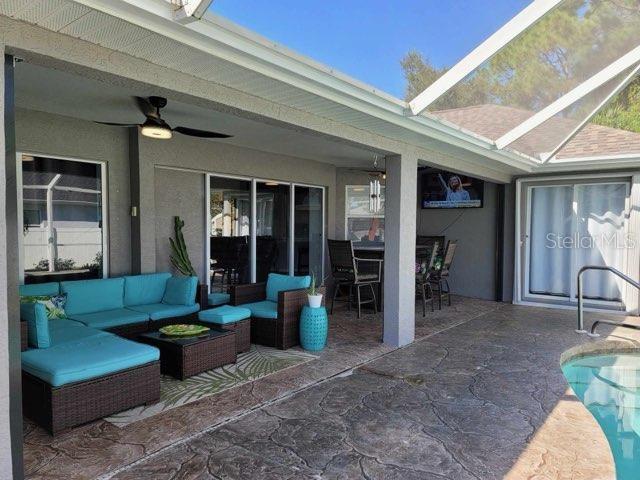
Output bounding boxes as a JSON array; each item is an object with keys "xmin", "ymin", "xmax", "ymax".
[{"xmin": 408, "ymin": 0, "xmax": 562, "ymax": 115}]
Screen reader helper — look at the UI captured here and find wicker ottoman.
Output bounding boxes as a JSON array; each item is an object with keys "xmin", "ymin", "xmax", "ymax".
[{"xmin": 198, "ymin": 305, "xmax": 252, "ymax": 353}]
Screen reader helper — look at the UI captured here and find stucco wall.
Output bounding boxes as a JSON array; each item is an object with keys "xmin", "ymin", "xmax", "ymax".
[
  {"xmin": 154, "ymin": 168, "xmax": 206, "ymax": 279},
  {"xmin": 15, "ymin": 109, "xmax": 131, "ymax": 276},
  {"xmin": 136, "ymin": 133, "xmax": 337, "ymax": 282},
  {"xmin": 416, "ymin": 171, "xmax": 498, "ymax": 300},
  {"xmin": 13, "ymin": 109, "xmax": 340, "ymax": 284}
]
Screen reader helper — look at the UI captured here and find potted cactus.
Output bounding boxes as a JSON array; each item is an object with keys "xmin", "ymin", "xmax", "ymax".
[
  {"xmin": 169, "ymin": 216, "xmax": 208, "ymax": 307},
  {"xmin": 307, "ymin": 272, "xmax": 323, "ymax": 308}
]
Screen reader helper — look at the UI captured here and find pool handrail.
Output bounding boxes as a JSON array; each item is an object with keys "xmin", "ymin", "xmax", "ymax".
[{"xmin": 576, "ymin": 265, "xmax": 640, "ymax": 334}]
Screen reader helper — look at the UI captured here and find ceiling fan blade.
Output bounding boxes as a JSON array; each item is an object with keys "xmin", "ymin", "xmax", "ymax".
[
  {"xmin": 134, "ymin": 96, "xmax": 158, "ymax": 118},
  {"xmin": 173, "ymin": 126, "xmax": 233, "ymax": 139},
  {"xmin": 95, "ymin": 121, "xmax": 140, "ymax": 127}
]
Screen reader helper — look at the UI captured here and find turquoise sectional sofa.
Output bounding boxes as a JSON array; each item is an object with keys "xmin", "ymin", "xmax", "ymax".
[
  {"xmin": 20, "ymin": 273, "xmax": 200, "ymax": 337},
  {"xmin": 20, "ymin": 273, "xmax": 200, "ymax": 434}
]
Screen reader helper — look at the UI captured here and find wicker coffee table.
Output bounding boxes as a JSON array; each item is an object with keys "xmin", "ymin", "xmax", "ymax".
[{"xmin": 138, "ymin": 327, "xmax": 236, "ymax": 380}]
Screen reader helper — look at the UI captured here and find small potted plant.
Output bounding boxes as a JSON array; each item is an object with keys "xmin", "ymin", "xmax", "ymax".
[{"xmin": 307, "ymin": 273, "xmax": 323, "ymax": 308}]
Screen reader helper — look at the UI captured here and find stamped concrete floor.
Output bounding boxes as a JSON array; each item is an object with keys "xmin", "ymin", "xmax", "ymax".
[
  {"xmin": 23, "ymin": 296, "xmax": 501, "ymax": 479},
  {"xmin": 24, "ymin": 298, "xmax": 638, "ymax": 479}
]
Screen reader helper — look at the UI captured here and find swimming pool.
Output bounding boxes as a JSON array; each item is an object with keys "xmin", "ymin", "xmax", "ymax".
[{"xmin": 562, "ymin": 353, "xmax": 640, "ymax": 480}]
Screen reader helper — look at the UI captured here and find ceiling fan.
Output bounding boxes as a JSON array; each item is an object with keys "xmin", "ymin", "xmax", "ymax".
[{"xmin": 95, "ymin": 96, "xmax": 232, "ymax": 140}]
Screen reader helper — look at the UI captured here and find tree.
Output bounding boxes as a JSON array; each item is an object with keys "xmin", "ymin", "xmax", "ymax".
[
  {"xmin": 592, "ymin": 76, "xmax": 640, "ymax": 133},
  {"xmin": 401, "ymin": 0, "xmax": 640, "ymax": 132}
]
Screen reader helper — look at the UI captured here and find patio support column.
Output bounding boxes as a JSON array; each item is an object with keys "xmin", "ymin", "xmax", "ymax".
[
  {"xmin": 129, "ymin": 132, "xmax": 156, "ymax": 274},
  {"xmin": 129, "ymin": 128, "xmax": 142, "ymax": 274},
  {"xmin": 1, "ymin": 51, "xmax": 24, "ymax": 479},
  {"xmin": 383, "ymin": 153, "xmax": 417, "ymax": 347}
]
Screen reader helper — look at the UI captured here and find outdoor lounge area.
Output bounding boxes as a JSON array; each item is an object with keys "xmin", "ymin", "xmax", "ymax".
[
  {"xmin": 2, "ymin": 0, "xmax": 640, "ymax": 479},
  {"xmin": 19, "ymin": 271, "xmax": 318, "ymax": 434}
]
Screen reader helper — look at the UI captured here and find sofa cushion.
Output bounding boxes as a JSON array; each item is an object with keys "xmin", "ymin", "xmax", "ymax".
[
  {"xmin": 266, "ymin": 273, "xmax": 310, "ymax": 303},
  {"xmin": 48, "ymin": 319, "xmax": 103, "ymax": 346},
  {"xmin": 124, "ymin": 273, "xmax": 171, "ymax": 306},
  {"xmin": 21, "ymin": 333, "xmax": 159, "ymax": 387},
  {"xmin": 243, "ymin": 300, "xmax": 278, "ymax": 319},
  {"xmin": 61, "ymin": 278, "xmax": 125, "ymax": 315},
  {"xmin": 207, "ymin": 292, "xmax": 230, "ymax": 306},
  {"xmin": 68, "ymin": 308, "xmax": 149, "ymax": 330},
  {"xmin": 127, "ymin": 303, "xmax": 200, "ymax": 321},
  {"xmin": 19, "ymin": 282, "xmax": 59, "ymax": 297},
  {"xmin": 199, "ymin": 305, "xmax": 251, "ymax": 325},
  {"xmin": 162, "ymin": 276, "xmax": 198, "ymax": 306},
  {"xmin": 20, "ymin": 302, "xmax": 50, "ymax": 348}
]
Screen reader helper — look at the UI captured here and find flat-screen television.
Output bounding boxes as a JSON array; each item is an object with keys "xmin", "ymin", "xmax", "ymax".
[{"xmin": 421, "ymin": 169, "xmax": 484, "ymax": 209}]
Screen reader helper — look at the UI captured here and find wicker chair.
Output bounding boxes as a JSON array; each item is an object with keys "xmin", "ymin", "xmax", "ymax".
[
  {"xmin": 327, "ymin": 239, "xmax": 382, "ymax": 318},
  {"xmin": 230, "ymin": 278, "xmax": 308, "ymax": 350},
  {"xmin": 429, "ymin": 240, "xmax": 458, "ymax": 308}
]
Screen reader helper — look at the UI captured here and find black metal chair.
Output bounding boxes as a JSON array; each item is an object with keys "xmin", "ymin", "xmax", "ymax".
[
  {"xmin": 429, "ymin": 240, "xmax": 458, "ymax": 308},
  {"xmin": 416, "ymin": 235, "xmax": 444, "ymax": 258},
  {"xmin": 416, "ymin": 241, "xmax": 439, "ymax": 316},
  {"xmin": 327, "ymin": 239, "xmax": 382, "ymax": 318}
]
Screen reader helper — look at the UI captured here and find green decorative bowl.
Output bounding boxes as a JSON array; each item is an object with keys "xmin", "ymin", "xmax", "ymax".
[{"xmin": 159, "ymin": 324, "xmax": 210, "ymax": 337}]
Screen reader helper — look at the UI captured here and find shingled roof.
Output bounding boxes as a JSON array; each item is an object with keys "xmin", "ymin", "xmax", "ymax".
[{"xmin": 432, "ymin": 104, "xmax": 640, "ymax": 160}]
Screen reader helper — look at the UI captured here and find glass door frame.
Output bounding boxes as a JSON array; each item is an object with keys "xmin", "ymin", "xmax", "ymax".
[
  {"xmin": 16, "ymin": 151, "xmax": 109, "ymax": 283},
  {"xmin": 205, "ymin": 172, "xmax": 255, "ymax": 288},
  {"xmin": 515, "ymin": 172, "xmax": 636, "ymax": 311},
  {"xmin": 205, "ymin": 173, "xmax": 325, "ymax": 289},
  {"xmin": 292, "ymin": 182, "xmax": 326, "ymax": 281}
]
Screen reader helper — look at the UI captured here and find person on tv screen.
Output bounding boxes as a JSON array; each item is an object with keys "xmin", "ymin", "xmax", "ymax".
[{"xmin": 438, "ymin": 173, "xmax": 470, "ymax": 203}]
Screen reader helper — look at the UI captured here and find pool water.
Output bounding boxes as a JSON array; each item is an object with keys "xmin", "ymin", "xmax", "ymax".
[{"xmin": 562, "ymin": 354, "xmax": 640, "ymax": 480}]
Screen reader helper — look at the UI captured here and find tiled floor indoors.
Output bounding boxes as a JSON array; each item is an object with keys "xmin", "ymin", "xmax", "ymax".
[{"xmin": 23, "ymin": 297, "xmax": 638, "ymax": 479}]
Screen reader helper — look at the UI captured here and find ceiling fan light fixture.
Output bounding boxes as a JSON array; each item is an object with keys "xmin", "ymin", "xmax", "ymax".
[{"xmin": 141, "ymin": 119, "xmax": 172, "ymax": 140}]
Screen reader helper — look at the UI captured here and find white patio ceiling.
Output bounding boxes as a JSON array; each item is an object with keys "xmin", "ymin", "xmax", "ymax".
[{"xmin": 2, "ymin": 0, "xmax": 639, "ymax": 176}]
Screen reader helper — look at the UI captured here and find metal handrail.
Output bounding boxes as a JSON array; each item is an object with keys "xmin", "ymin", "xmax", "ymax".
[{"xmin": 576, "ymin": 265, "xmax": 640, "ymax": 334}]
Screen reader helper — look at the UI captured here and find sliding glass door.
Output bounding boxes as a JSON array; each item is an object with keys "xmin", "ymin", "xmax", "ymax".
[
  {"xmin": 209, "ymin": 176, "xmax": 251, "ymax": 294},
  {"xmin": 256, "ymin": 182, "xmax": 290, "ymax": 281},
  {"xmin": 207, "ymin": 174, "xmax": 324, "ymax": 289},
  {"xmin": 294, "ymin": 185, "xmax": 324, "ymax": 277},
  {"xmin": 527, "ymin": 185, "xmax": 573, "ymax": 298},
  {"xmin": 520, "ymin": 177, "xmax": 632, "ymax": 308}
]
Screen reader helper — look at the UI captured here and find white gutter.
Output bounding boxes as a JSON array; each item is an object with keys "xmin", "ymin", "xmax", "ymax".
[{"xmin": 71, "ymin": 0, "xmax": 536, "ymax": 172}]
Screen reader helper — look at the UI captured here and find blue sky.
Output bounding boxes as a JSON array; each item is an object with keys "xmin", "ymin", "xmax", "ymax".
[{"xmin": 211, "ymin": 1, "xmax": 531, "ymax": 99}]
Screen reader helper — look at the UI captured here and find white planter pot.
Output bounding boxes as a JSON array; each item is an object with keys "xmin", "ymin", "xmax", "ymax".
[{"xmin": 308, "ymin": 294, "xmax": 323, "ymax": 308}]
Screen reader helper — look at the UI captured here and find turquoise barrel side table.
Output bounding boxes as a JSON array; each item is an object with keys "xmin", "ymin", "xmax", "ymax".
[{"xmin": 299, "ymin": 305, "xmax": 328, "ymax": 351}]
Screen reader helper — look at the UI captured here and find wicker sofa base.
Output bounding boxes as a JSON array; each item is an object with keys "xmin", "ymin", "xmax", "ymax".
[
  {"xmin": 22, "ymin": 361, "xmax": 160, "ymax": 435},
  {"xmin": 251, "ymin": 316, "xmax": 299, "ymax": 350}
]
